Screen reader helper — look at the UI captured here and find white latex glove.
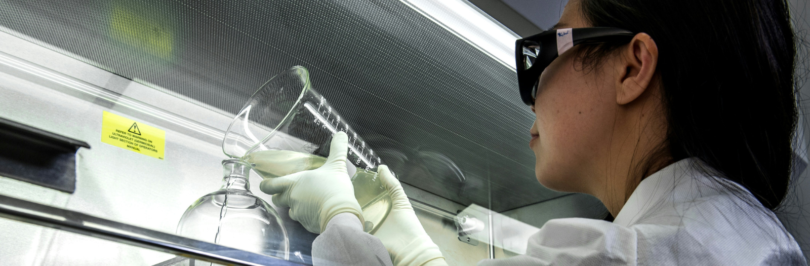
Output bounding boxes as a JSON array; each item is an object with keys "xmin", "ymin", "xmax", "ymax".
[
  {"xmin": 374, "ymin": 165, "xmax": 447, "ymax": 266},
  {"xmin": 259, "ymin": 132, "xmax": 364, "ymax": 234}
]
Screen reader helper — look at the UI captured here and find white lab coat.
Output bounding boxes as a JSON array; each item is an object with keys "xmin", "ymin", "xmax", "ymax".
[{"xmin": 314, "ymin": 158, "xmax": 807, "ymax": 265}]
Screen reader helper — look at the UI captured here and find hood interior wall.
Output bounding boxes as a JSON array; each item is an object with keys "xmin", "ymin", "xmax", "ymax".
[{"xmin": 0, "ymin": 0, "xmax": 565, "ymax": 212}]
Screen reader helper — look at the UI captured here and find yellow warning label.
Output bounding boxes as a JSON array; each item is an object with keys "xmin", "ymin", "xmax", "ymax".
[{"xmin": 101, "ymin": 111, "xmax": 165, "ymax": 160}]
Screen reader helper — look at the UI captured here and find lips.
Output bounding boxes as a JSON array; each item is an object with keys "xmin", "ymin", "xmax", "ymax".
[{"xmin": 529, "ymin": 134, "xmax": 539, "ymax": 147}]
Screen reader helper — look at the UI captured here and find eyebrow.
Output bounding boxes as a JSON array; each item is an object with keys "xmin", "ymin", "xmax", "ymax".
[{"xmin": 549, "ymin": 22, "xmax": 568, "ymax": 31}]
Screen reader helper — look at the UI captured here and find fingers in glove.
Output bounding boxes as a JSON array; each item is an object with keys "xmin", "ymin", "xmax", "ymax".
[
  {"xmin": 261, "ymin": 175, "xmax": 298, "ymax": 209},
  {"xmin": 289, "ymin": 207, "xmax": 320, "ymax": 233},
  {"xmin": 271, "ymin": 190, "xmax": 291, "ymax": 208},
  {"xmin": 260, "ymin": 174, "xmax": 297, "ymax": 195},
  {"xmin": 323, "ymin": 132, "xmax": 348, "ymax": 168},
  {"xmin": 377, "ymin": 165, "xmax": 411, "ymax": 210},
  {"xmin": 259, "ymin": 177, "xmax": 298, "ymax": 208},
  {"xmin": 288, "ymin": 204, "xmax": 299, "ymax": 221},
  {"xmin": 377, "ymin": 165, "xmax": 401, "ymax": 189}
]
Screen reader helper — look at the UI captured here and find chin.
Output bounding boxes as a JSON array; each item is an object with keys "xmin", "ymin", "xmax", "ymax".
[
  {"xmin": 536, "ymin": 175, "xmax": 565, "ymax": 192},
  {"xmin": 534, "ymin": 161, "xmax": 572, "ymax": 192}
]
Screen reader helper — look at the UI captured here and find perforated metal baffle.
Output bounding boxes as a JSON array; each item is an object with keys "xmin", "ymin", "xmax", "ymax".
[{"xmin": 0, "ymin": 0, "xmax": 562, "ymax": 212}]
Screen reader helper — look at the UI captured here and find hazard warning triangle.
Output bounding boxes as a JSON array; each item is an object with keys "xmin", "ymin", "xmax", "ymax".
[{"xmin": 128, "ymin": 122, "xmax": 142, "ymax": 135}]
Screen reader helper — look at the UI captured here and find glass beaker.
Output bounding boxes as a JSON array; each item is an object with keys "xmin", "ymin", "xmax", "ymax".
[
  {"xmin": 176, "ymin": 159, "xmax": 289, "ymax": 264},
  {"xmin": 223, "ymin": 66, "xmax": 391, "ymax": 233}
]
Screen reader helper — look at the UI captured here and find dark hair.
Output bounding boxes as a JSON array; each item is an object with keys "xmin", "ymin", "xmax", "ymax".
[{"xmin": 577, "ymin": 0, "xmax": 798, "ymax": 211}]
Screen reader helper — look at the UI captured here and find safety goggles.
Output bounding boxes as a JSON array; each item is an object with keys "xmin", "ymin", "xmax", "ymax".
[{"xmin": 515, "ymin": 27, "xmax": 634, "ymax": 105}]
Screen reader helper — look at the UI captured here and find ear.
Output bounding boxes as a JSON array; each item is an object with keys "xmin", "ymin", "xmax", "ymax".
[{"xmin": 616, "ymin": 33, "xmax": 658, "ymax": 105}]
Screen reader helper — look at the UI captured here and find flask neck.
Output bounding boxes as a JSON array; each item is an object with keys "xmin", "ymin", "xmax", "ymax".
[{"xmin": 221, "ymin": 159, "xmax": 252, "ymax": 191}]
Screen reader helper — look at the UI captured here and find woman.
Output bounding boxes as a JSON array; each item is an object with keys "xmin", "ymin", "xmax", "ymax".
[{"xmin": 260, "ymin": 0, "xmax": 807, "ymax": 265}]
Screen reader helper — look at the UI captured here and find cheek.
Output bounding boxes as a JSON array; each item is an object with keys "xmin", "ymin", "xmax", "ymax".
[
  {"xmin": 535, "ymin": 65, "xmax": 594, "ymax": 153},
  {"xmin": 534, "ymin": 86, "xmax": 589, "ymax": 167},
  {"xmin": 532, "ymin": 61, "xmax": 613, "ymax": 190}
]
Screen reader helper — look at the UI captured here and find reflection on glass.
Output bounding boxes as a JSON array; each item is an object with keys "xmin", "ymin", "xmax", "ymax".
[
  {"xmin": 457, "ymin": 204, "xmax": 540, "ymax": 256},
  {"xmin": 224, "ymin": 66, "xmax": 392, "ymax": 233}
]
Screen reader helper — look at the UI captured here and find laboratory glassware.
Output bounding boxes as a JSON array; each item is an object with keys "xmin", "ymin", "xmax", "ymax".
[
  {"xmin": 223, "ymin": 65, "xmax": 391, "ymax": 233},
  {"xmin": 176, "ymin": 159, "xmax": 289, "ymax": 264}
]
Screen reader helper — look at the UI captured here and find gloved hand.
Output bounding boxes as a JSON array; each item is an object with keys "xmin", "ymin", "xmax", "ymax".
[
  {"xmin": 259, "ymin": 132, "xmax": 364, "ymax": 234},
  {"xmin": 374, "ymin": 165, "xmax": 447, "ymax": 266}
]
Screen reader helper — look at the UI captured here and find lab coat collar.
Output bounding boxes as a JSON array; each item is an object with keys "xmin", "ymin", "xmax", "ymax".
[{"xmin": 613, "ymin": 158, "xmax": 700, "ymax": 227}]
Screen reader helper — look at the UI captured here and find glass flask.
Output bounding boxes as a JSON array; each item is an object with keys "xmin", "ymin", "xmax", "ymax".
[
  {"xmin": 176, "ymin": 159, "xmax": 289, "ymax": 264},
  {"xmin": 223, "ymin": 65, "xmax": 392, "ymax": 233}
]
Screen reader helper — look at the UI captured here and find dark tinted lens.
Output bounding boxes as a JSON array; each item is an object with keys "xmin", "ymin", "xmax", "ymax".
[{"xmin": 522, "ymin": 41, "xmax": 541, "ymax": 70}]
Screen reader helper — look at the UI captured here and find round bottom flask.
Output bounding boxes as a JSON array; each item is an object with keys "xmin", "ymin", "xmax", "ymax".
[{"xmin": 177, "ymin": 159, "xmax": 289, "ymax": 263}]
